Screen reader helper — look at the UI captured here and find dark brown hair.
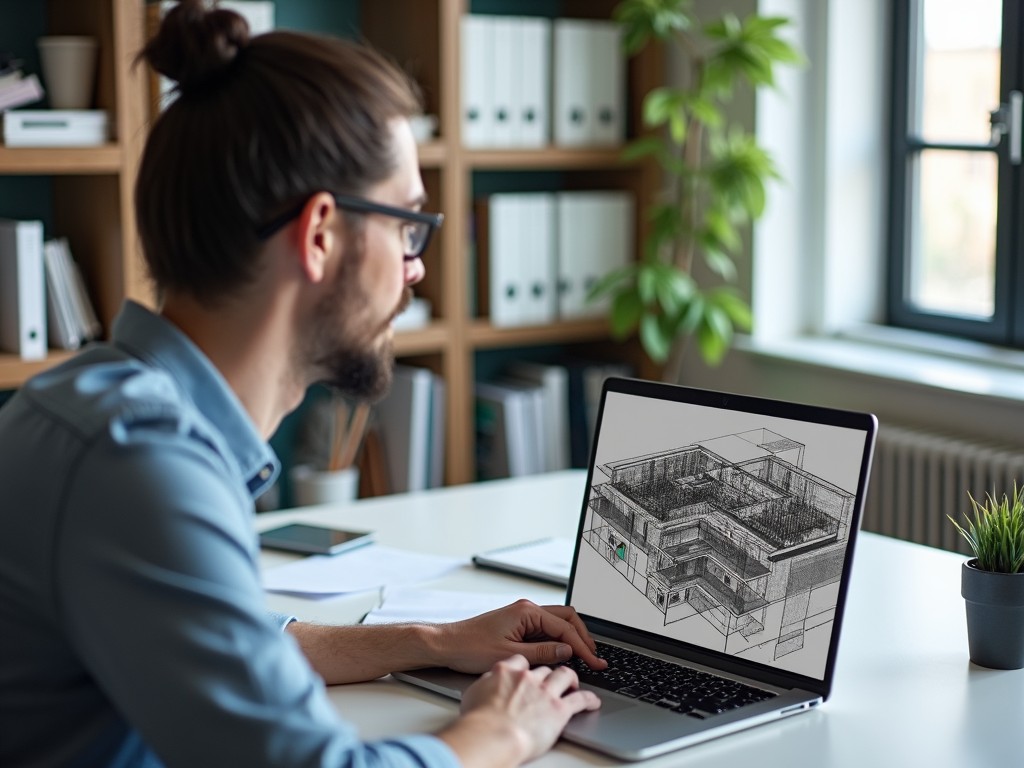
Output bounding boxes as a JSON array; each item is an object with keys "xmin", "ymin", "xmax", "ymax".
[{"xmin": 135, "ymin": 0, "xmax": 420, "ymax": 303}]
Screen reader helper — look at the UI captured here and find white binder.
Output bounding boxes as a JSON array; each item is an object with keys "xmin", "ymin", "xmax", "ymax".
[
  {"xmin": 491, "ymin": 16, "xmax": 515, "ymax": 147},
  {"xmin": 556, "ymin": 193, "xmax": 598, "ymax": 319},
  {"xmin": 512, "ymin": 16, "xmax": 551, "ymax": 147},
  {"xmin": 518, "ymin": 193, "xmax": 556, "ymax": 326},
  {"xmin": 553, "ymin": 19, "xmax": 592, "ymax": 146},
  {"xmin": 460, "ymin": 15, "xmax": 495, "ymax": 148},
  {"xmin": 556, "ymin": 191, "xmax": 635, "ymax": 319},
  {"xmin": 589, "ymin": 21, "xmax": 626, "ymax": 146},
  {"xmin": 488, "ymin": 194, "xmax": 525, "ymax": 326},
  {"xmin": 595, "ymin": 191, "xmax": 635, "ymax": 307},
  {"xmin": 0, "ymin": 218, "xmax": 47, "ymax": 360}
]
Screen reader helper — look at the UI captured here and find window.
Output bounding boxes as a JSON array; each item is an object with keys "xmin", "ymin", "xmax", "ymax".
[{"xmin": 889, "ymin": 0, "xmax": 1024, "ymax": 345}]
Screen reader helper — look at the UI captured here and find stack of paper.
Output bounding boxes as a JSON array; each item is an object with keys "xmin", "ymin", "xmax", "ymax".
[
  {"xmin": 43, "ymin": 237, "xmax": 102, "ymax": 350},
  {"xmin": 261, "ymin": 544, "xmax": 464, "ymax": 597},
  {"xmin": 363, "ymin": 586, "xmax": 560, "ymax": 625}
]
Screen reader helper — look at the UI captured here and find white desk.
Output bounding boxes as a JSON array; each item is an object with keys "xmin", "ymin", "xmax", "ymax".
[{"xmin": 260, "ymin": 470, "xmax": 1022, "ymax": 767}]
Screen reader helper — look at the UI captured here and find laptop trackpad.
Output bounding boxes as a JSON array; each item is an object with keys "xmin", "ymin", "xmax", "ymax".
[{"xmin": 576, "ymin": 690, "xmax": 633, "ymax": 718}]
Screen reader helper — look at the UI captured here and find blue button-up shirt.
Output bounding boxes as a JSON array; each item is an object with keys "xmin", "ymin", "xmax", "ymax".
[{"xmin": 0, "ymin": 301, "xmax": 458, "ymax": 768}]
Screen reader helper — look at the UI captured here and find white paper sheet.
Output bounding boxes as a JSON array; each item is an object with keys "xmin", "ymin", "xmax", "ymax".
[
  {"xmin": 261, "ymin": 544, "xmax": 466, "ymax": 596},
  {"xmin": 362, "ymin": 586, "xmax": 565, "ymax": 625}
]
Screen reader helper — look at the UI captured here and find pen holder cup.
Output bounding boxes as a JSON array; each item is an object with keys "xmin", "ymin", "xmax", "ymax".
[
  {"xmin": 37, "ymin": 36, "xmax": 98, "ymax": 109},
  {"xmin": 290, "ymin": 465, "xmax": 359, "ymax": 507}
]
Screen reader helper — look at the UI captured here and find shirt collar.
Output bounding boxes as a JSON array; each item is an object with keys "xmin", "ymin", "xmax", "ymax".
[{"xmin": 110, "ymin": 301, "xmax": 280, "ymax": 497}]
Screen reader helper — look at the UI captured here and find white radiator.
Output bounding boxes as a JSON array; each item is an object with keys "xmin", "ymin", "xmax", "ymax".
[{"xmin": 863, "ymin": 424, "xmax": 1024, "ymax": 554}]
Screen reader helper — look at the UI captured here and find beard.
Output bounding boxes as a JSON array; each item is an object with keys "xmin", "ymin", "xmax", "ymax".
[{"xmin": 303, "ymin": 232, "xmax": 412, "ymax": 402}]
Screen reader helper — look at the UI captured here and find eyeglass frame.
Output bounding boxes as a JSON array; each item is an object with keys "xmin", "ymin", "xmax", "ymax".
[{"xmin": 255, "ymin": 193, "xmax": 444, "ymax": 260}]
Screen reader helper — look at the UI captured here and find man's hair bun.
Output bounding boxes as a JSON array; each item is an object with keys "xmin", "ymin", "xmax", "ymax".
[{"xmin": 140, "ymin": 0, "xmax": 250, "ymax": 97}]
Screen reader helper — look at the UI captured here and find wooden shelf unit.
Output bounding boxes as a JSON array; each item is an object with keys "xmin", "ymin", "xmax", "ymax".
[
  {"xmin": 361, "ymin": 0, "xmax": 662, "ymax": 484},
  {"xmin": 2, "ymin": 0, "xmax": 660, "ymax": 488},
  {"xmin": 0, "ymin": 0, "xmax": 149, "ymax": 382}
]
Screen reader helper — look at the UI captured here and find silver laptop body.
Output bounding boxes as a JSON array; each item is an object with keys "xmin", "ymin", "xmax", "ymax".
[{"xmin": 395, "ymin": 378, "xmax": 877, "ymax": 761}]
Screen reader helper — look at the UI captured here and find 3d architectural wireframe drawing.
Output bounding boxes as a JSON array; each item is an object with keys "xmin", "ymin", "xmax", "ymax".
[{"xmin": 582, "ymin": 428, "xmax": 855, "ymax": 662}]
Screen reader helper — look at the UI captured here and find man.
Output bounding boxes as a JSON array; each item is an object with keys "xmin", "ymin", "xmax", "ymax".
[{"xmin": 0, "ymin": 2, "xmax": 603, "ymax": 766}]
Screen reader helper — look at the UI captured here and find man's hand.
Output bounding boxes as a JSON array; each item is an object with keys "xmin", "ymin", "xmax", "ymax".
[
  {"xmin": 433, "ymin": 599, "xmax": 608, "ymax": 673},
  {"xmin": 438, "ymin": 654, "xmax": 602, "ymax": 767}
]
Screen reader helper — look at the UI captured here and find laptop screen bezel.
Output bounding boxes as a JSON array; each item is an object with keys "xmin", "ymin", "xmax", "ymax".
[{"xmin": 565, "ymin": 376, "xmax": 877, "ymax": 700}]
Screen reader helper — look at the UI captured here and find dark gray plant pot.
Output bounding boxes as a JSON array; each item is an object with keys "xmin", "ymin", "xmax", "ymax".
[{"xmin": 961, "ymin": 559, "xmax": 1024, "ymax": 670}]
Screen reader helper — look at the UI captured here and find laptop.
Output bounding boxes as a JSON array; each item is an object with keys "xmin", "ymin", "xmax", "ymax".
[{"xmin": 395, "ymin": 377, "xmax": 877, "ymax": 760}]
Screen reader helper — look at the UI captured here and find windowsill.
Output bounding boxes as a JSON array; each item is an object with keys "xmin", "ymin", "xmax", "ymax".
[{"xmin": 735, "ymin": 324, "xmax": 1024, "ymax": 405}]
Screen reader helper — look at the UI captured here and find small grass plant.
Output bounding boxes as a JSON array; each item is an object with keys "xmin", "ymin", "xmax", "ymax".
[{"xmin": 948, "ymin": 483, "xmax": 1024, "ymax": 574}]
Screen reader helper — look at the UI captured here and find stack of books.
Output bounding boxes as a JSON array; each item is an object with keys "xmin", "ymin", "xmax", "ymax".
[
  {"xmin": 0, "ymin": 54, "xmax": 44, "ymax": 113},
  {"xmin": 43, "ymin": 237, "xmax": 101, "ymax": 350},
  {"xmin": 474, "ymin": 359, "xmax": 633, "ymax": 480}
]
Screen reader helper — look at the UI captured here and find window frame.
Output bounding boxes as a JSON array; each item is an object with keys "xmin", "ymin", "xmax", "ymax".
[{"xmin": 887, "ymin": 0, "xmax": 1024, "ymax": 346}]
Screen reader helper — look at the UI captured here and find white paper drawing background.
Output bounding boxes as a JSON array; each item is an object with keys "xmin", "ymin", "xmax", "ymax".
[{"xmin": 572, "ymin": 391, "xmax": 871, "ymax": 680}]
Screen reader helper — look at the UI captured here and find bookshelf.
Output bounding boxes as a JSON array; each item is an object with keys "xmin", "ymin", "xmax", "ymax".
[
  {"xmin": 1, "ymin": 0, "xmax": 661, "ymax": 486},
  {"xmin": 360, "ymin": 0, "xmax": 662, "ymax": 485},
  {"xmin": 0, "ymin": 0, "xmax": 148, "ymax": 388}
]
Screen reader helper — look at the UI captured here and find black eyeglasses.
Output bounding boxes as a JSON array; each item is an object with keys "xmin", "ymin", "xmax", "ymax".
[{"xmin": 256, "ymin": 194, "xmax": 444, "ymax": 260}]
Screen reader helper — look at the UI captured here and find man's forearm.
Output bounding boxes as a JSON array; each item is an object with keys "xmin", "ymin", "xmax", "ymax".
[{"xmin": 287, "ymin": 621, "xmax": 446, "ymax": 684}]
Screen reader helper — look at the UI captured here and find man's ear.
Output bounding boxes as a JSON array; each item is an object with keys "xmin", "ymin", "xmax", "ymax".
[{"xmin": 295, "ymin": 192, "xmax": 338, "ymax": 284}]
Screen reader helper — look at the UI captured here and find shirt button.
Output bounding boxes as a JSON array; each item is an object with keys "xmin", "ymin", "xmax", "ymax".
[{"xmin": 258, "ymin": 466, "xmax": 272, "ymax": 481}]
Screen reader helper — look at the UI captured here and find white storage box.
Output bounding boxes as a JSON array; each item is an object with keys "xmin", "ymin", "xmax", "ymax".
[{"xmin": 3, "ymin": 110, "xmax": 109, "ymax": 147}]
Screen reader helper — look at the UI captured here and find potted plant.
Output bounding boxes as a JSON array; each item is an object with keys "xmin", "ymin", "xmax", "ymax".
[
  {"xmin": 591, "ymin": 0, "xmax": 802, "ymax": 381},
  {"xmin": 948, "ymin": 485, "xmax": 1024, "ymax": 669}
]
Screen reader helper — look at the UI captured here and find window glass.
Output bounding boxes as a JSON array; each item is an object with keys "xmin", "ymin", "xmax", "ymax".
[
  {"xmin": 908, "ymin": 150, "xmax": 997, "ymax": 318},
  {"xmin": 919, "ymin": 0, "xmax": 1002, "ymax": 143}
]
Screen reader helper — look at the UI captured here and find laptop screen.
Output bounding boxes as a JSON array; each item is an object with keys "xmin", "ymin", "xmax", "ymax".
[{"xmin": 569, "ymin": 381, "xmax": 875, "ymax": 683}]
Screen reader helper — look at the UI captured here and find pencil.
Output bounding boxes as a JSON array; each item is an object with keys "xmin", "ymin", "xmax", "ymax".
[{"xmin": 337, "ymin": 401, "xmax": 371, "ymax": 470}]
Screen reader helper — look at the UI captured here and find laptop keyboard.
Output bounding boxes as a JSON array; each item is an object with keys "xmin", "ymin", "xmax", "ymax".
[{"xmin": 561, "ymin": 641, "xmax": 777, "ymax": 717}]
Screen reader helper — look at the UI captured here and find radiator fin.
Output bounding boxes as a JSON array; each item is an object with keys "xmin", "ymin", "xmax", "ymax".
[{"xmin": 864, "ymin": 425, "xmax": 1024, "ymax": 554}]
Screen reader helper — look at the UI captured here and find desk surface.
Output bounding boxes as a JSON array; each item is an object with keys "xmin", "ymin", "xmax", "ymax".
[{"xmin": 259, "ymin": 470, "xmax": 1022, "ymax": 767}]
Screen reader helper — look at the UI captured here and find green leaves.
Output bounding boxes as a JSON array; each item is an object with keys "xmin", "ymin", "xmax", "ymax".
[
  {"xmin": 949, "ymin": 485, "xmax": 1024, "ymax": 574},
  {"xmin": 703, "ymin": 14, "xmax": 805, "ymax": 96},
  {"xmin": 614, "ymin": 0, "xmax": 694, "ymax": 53},
  {"xmin": 588, "ymin": 261, "xmax": 749, "ymax": 366},
  {"xmin": 601, "ymin": 1, "xmax": 800, "ymax": 368}
]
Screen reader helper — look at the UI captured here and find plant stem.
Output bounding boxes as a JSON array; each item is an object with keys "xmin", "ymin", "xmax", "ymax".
[{"xmin": 674, "ymin": 56, "xmax": 704, "ymax": 276}]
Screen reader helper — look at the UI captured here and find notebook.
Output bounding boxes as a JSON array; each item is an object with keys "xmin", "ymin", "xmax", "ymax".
[
  {"xmin": 394, "ymin": 377, "xmax": 877, "ymax": 761},
  {"xmin": 472, "ymin": 536, "xmax": 574, "ymax": 585}
]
